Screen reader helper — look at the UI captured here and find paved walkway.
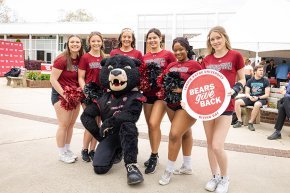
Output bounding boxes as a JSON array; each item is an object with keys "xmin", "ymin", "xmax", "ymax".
[{"xmin": 0, "ymin": 77, "xmax": 290, "ymax": 193}]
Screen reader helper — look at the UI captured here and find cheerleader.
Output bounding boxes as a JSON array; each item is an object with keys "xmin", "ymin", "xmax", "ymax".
[
  {"xmin": 78, "ymin": 31, "xmax": 108, "ymax": 162},
  {"xmin": 50, "ymin": 35, "xmax": 84, "ymax": 163},
  {"xmin": 140, "ymin": 28, "xmax": 176, "ymax": 174},
  {"xmin": 158, "ymin": 37, "xmax": 202, "ymax": 185}
]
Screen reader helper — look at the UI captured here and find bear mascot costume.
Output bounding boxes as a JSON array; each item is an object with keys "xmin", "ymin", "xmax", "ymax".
[{"xmin": 80, "ymin": 55, "xmax": 146, "ymax": 185}]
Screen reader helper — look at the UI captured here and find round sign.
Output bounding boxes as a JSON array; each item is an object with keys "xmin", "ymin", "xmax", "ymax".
[{"xmin": 182, "ymin": 69, "xmax": 231, "ymax": 121}]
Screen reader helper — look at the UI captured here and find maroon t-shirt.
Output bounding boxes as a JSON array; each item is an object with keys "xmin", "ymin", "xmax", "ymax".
[
  {"xmin": 79, "ymin": 53, "xmax": 102, "ymax": 84},
  {"xmin": 143, "ymin": 50, "xmax": 176, "ymax": 97},
  {"xmin": 202, "ymin": 50, "xmax": 245, "ymax": 111},
  {"xmin": 53, "ymin": 56, "xmax": 79, "ymax": 88},
  {"xmin": 164, "ymin": 60, "xmax": 202, "ymax": 107},
  {"xmin": 110, "ymin": 48, "xmax": 143, "ymax": 62}
]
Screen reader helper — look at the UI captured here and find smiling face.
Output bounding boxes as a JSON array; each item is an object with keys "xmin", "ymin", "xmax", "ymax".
[
  {"xmin": 68, "ymin": 36, "xmax": 82, "ymax": 54},
  {"xmin": 147, "ymin": 32, "xmax": 161, "ymax": 50},
  {"xmin": 121, "ymin": 31, "xmax": 133, "ymax": 49},
  {"xmin": 173, "ymin": 42, "xmax": 188, "ymax": 62},
  {"xmin": 89, "ymin": 34, "xmax": 103, "ymax": 52},
  {"xmin": 209, "ymin": 31, "xmax": 226, "ymax": 52}
]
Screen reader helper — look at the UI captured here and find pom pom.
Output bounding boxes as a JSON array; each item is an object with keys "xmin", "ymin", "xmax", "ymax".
[
  {"xmin": 139, "ymin": 62, "xmax": 162, "ymax": 92},
  {"xmin": 162, "ymin": 72, "xmax": 185, "ymax": 104},
  {"xmin": 83, "ymin": 82, "xmax": 104, "ymax": 105},
  {"xmin": 59, "ymin": 86, "xmax": 85, "ymax": 110}
]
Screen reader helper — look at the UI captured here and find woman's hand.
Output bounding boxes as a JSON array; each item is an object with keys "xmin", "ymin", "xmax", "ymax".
[{"xmin": 172, "ymin": 88, "xmax": 182, "ymax": 93}]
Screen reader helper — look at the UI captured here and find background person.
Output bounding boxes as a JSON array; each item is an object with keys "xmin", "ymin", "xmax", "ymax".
[
  {"xmin": 233, "ymin": 65, "xmax": 270, "ymax": 131},
  {"xmin": 202, "ymin": 26, "xmax": 245, "ymax": 193},
  {"xmin": 50, "ymin": 34, "xmax": 84, "ymax": 163},
  {"xmin": 267, "ymin": 84, "xmax": 290, "ymax": 140}
]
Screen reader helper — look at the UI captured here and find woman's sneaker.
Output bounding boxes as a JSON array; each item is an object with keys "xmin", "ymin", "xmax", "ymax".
[
  {"xmin": 67, "ymin": 150, "xmax": 78, "ymax": 160},
  {"xmin": 159, "ymin": 170, "xmax": 173, "ymax": 185},
  {"xmin": 89, "ymin": 150, "xmax": 95, "ymax": 161},
  {"xmin": 145, "ymin": 157, "xmax": 158, "ymax": 174},
  {"xmin": 205, "ymin": 175, "xmax": 221, "ymax": 192},
  {"xmin": 173, "ymin": 164, "xmax": 192, "ymax": 175},
  {"xmin": 59, "ymin": 152, "xmax": 75, "ymax": 164},
  {"xmin": 81, "ymin": 149, "xmax": 91, "ymax": 162},
  {"xmin": 215, "ymin": 177, "xmax": 230, "ymax": 193}
]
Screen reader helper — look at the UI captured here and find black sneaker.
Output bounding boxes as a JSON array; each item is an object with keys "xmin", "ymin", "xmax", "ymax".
[
  {"xmin": 126, "ymin": 163, "xmax": 144, "ymax": 185},
  {"xmin": 88, "ymin": 150, "xmax": 95, "ymax": 161},
  {"xmin": 248, "ymin": 123, "xmax": 255, "ymax": 131},
  {"xmin": 81, "ymin": 149, "xmax": 91, "ymax": 162},
  {"xmin": 267, "ymin": 131, "xmax": 281, "ymax": 140},
  {"xmin": 233, "ymin": 121, "xmax": 243, "ymax": 128},
  {"xmin": 144, "ymin": 157, "xmax": 150, "ymax": 167},
  {"xmin": 145, "ymin": 157, "xmax": 158, "ymax": 174}
]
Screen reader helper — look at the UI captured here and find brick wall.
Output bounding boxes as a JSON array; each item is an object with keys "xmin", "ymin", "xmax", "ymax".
[{"xmin": 260, "ymin": 111, "xmax": 290, "ymax": 126}]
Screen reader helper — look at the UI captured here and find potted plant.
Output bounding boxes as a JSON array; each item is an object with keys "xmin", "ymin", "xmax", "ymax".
[{"xmin": 26, "ymin": 71, "xmax": 51, "ymax": 88}]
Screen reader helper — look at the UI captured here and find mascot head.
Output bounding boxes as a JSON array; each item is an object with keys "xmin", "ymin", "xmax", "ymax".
[{"xmin": 100, "ymin": 55, "xmax": 141, "ymax": 96}]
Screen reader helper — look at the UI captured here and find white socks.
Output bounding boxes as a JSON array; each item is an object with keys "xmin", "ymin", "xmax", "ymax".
[
  {"xmin": 183, "ymin": 155, "xmax": 192, "ymax": 169},
  {"xmin": 166, "ymin": 160, "xmax": 175, "ymax": 172},
  {"xmin": 58, "ymin": 147, "xmax": 66, "ymax": 155}
]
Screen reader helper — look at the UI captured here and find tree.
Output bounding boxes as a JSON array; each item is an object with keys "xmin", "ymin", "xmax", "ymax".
[
  {"xmin": 59, "ymin": 9, "xmax": 95, "ymax": 22},
  {"xmin": 0, "ymin": 0, "xmax": 17, "ymax": 23}
]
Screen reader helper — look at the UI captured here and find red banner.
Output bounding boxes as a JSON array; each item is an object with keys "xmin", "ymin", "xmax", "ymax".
[
  {"xmin": 0, "ymin": 40, "xmax": 24, "ymax": 76},
  {"xmin": 41, "ymin": 63, "xmax": 52, "ymax": 74},
  {"xmin": 182, "ymin": 69, "xmax": 231, "ymax": 121}
]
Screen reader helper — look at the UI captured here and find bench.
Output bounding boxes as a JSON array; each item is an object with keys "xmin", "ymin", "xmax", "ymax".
[
  {"xmin": 6, "ymin": 68, "xmax": 27, "ymax": 88},
  {"xmin": 241, "ymin": 83, "xmax": 288, "ymax": 125}
]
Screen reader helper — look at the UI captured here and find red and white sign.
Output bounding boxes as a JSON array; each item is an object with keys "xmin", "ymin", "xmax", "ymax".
[
  {"xmin": 41, "ymin": 63, "xmax": 52, "ymax": 74},
  {"xmin": 0, "ymin": 40, "xmax": 24, "ymax": 76},
  {"xmin": 182, "ymin": 69, "xmax": 231, "ymax": 121}
]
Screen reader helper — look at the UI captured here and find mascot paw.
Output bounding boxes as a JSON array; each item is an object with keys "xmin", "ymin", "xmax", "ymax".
[{"xmin": 100, "ymin": 126, "xmax": 114, "ymax": 137}]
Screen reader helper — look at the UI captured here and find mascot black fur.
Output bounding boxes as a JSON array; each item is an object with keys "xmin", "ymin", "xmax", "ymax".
[{"xmin": 80, "ymin": 55, "xmax": 145, "ymax": 185}]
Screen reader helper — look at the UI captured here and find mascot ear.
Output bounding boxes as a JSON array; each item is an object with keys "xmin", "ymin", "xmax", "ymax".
[
  {"xmin": 100, "ymin": 58, "xmax": 108, "ymax": 67},
  {"xmin": 132, "ymin": 58, "xmax": 142, "ymax": 67}
]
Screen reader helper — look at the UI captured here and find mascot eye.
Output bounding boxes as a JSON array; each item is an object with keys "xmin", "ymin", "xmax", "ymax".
[
  {"xmin": 124, "ymin": 66, "xmax": 131, "ymax": 69},
  {"xmin": 108, "ymin": 65, "xmax": 113, "ymax": 70}
]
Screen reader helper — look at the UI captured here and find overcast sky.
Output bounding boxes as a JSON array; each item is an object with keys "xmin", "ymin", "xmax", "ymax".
[{"xmin": 5, "ymin": 0, "xmax": 249, "ymax": 24}]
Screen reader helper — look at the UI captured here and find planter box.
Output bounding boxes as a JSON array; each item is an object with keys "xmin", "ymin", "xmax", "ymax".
[{"xmin": 26, "ymin": 79, "xmax": 51, "ymax": 88}]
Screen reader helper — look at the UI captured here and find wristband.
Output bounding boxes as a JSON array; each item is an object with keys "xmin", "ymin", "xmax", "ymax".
[{"xmin": 232, "ymin": 82, "xmax": 244, "ymax": 99}]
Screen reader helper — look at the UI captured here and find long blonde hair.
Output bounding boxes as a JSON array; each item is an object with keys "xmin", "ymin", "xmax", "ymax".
[{"xmin": 206, "ymin": 26, "xmax": 232, "ymax": 54}]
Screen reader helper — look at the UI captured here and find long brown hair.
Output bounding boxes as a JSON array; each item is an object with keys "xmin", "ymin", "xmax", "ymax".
[
  {"xmin": 206, "ymin": 26, "xmax": 232, "ymax": 54},
  {"xmin": 87, "ymin": 31, "xmax": 108, "ymax": 58},
  {"xmin": 55, "ymin": 34, "xmax": 84, "ymax": 71}
]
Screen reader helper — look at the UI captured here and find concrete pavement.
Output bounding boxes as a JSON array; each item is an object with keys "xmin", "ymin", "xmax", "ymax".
[{"xmin": 0, "ymin": 77, "xmax": 290, "ymax": 193}]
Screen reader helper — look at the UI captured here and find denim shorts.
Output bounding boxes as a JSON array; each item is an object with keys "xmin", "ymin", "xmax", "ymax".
[{"xmin": 51, "ymin": 87, "xmax": 60, "ymax": 105}]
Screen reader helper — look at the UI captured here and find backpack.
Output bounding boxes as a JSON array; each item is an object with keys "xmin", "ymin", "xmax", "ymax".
[{"xmin": 4, "ymin": 68, "xmax": 21, "ymax": 77}]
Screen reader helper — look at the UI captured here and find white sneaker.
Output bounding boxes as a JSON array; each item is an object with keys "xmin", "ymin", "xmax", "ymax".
[
  {"xmin": 66, "ymin": 150, "xmax": 78, "ymax": 160},
  {"xmin": 205, "ymin": 175, "xmax": 221, "ymax": 192},
  {"xmin": 59, "ymin": 152, "xmax": 75, "ymax": 163},
  {"xmin": 159, "ymin": 170, "xmax": 173, "ymax": 185},
  {"xmin": 173, "ymin": 165, "xmax": 193, "ymax": 175},
  {"xmin": 215, "ymin": 177, "xmax": 229, "ymax": 193}
]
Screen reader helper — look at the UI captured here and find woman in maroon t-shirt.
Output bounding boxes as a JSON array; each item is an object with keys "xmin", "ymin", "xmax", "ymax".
[
  {"xmin": 50, "ymin": 34, "xmax": 84, "ymax": 164},
  {"xmin": 158, "ymin": 37, "xmax": 202, "ymax": 185},
  {"xmin": 110, "ymin": 28, "xmax": 143, "ymax": 62},
  {"xmin": 141, "ymin": 28, "xmax": 176, "ymax": 174},
  {"xmin": 78, "ymin": 31, "xmax": 108, "ymax": 162},
  {"xmin": 202, "ymin": 26, "xmax": 245, "ymax": 193}
]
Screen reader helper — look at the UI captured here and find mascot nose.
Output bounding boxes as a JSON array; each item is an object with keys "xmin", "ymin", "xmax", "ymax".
[{"xmin": 111, "ymin": 69, "xmax": 122, "ymax": 76}]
